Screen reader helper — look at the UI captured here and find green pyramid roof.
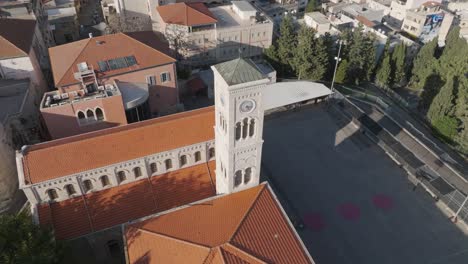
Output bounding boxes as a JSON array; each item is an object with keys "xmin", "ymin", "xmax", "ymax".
[{"xmin": 213, "ymin": 58, "xmax": 265, "ymax": 86}]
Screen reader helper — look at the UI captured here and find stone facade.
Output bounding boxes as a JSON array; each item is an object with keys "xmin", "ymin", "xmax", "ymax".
[{"xmin": 18, "ymin": 140, "xmax": 215, "ymax": 204}]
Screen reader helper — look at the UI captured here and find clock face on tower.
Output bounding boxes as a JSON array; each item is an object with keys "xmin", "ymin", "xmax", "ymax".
[{"xmin": 239, "ymin": 99, "xmax": 256, "ymax": 113}]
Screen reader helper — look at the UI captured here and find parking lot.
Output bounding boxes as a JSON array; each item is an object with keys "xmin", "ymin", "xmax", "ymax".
[{"xmin": 262, "ymin": 105, "xmax": 468, "ymax": 264}]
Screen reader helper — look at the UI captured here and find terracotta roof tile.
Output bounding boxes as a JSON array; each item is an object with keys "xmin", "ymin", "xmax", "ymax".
[
  {"xmin": 125, "ymin": 184, "xmax": 313, "ymax": 263},
  {"xmin": 0, "ymin": 18, "xmax": 36, "ymax": 59},
  {"xmin": 157, "ymin": 3, "xmax": 217, "ymax": 27},
  {"xmin": 356, "ymin": 15, "xmax": 375, "ymax": 28},
  {"xmin": 48, "ymin": 196, "xmax": 93, "ymax": 240},
  {"xmin": 37, "ymin": 162, "xmax": 216, "ymax": 240},
  {"xmin": 48, "ymin": 32, "xmax": 176, "ymax": 87},
  {"xmin": 231, "ymin": 187, "xmax": 311, "ymax": 264},
  {"xmin": 23, "ymin": 107, "xmax": 215, "ymax": 184},
  {"xmin": 126, "ymin": 228, "xmax": 211, "ymax": 264},
  {"xmin": 151, "ymin": 162, "xmax": 216, "ymax": 212},
  {"xmin": 204, "ymin": 248, "xmax": 225, "ymax": 264},
  {"xmin": 86, "ymin": 179, "xmax": 157, "ymax": 230}
]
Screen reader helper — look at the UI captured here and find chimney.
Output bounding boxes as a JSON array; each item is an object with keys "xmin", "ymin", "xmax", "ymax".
[{"xmin": 88, "ymin": 33, "xmax": 93, "ymax": 38}]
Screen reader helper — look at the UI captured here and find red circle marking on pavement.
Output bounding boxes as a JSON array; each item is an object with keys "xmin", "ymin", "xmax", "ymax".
[
  {"xmin": 372, "ymin": 194, "xmax": 394, "ymax": 211},
  {"xmin": 303, "ymin": 213, "xmax": 326, "ymax": 231},
  {"xmin": 337, "ymin": 203, "xmax": 361, "ymax": 221}
]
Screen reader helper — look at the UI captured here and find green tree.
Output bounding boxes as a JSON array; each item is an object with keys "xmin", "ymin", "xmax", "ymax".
[
  {"xmin": 277, "ymin": 15, "xmax": 297, "ymax": 77},
  {"xmin": 305, "ymin": 0, "xmax": 318, "ymax": 12},
  {"xmin": 334, "ymin": 59, "xmax": 349, "ymax": 84},
  {"xmin": 392, "ymin": 42, "xmax": 407, "ymax": 86},
  {"xmin": 293, "ymin": 25, "xmax": 328, "ymax": 80},
  {"xmin": 344, "ymin": 27, "xmax": 376, "ymax": 85},
  {"xmin": 321, "ymin": 32, "xmax": 336, "ymax": 80},
  {"xmin": 264, "ymin": 43, "xmax": 280, "ymax": 70},
  {"xmin": 376, "ymin": 54, "xmax": 392, "ymax": 89},
  {"xmin": 409, "ymin": 38, "xmax": 438, "ymax": 90},
  {"xmin": 0, "ymin": 212, "xmax": 63, "ymax": 264}
]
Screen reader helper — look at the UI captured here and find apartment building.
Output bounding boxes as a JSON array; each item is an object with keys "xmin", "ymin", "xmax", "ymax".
[
  {"xmin": 41, "ymin": 32, "xmax": 179, "ymax": 139},
  {"xmin": 0, "ymin": 18, "xmax": 50, "ymax": 103},
  {"xmin": 401, "ymin": 1, "xmax": 454, "ymax": 43},
  {"xmin": 43, "ymin": 0, "xmax": 80, "ymax": 44},
  {"xmin": 155, "ymin": 1, "xmax": 273, "ymax": 66}
]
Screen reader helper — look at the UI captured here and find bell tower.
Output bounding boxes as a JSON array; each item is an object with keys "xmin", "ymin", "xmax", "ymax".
[{"xmin": 211, "ymin": 58, "xmax": 270, "ymax": 194}]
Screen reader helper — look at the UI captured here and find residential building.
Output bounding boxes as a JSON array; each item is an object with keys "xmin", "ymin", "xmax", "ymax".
[
  {"xmin": 17, "ymin": 57, "xmax": 330, "ymax": 263},
  {"xmin": 459, "ymin": 11, "xmax": 468, "ymax": 41},
  {"xmin": 0, "ymin": 79, "xmax": 42, "ymax": 213},
  {"xmin": 250, "ymin": 0, "xmax": 308, "ymax": 25},
  {"xmin": 41, "ymin": 32, "xmax": 179, "ymax": 139},
  {"xmin": 0, "ymin": 0, "xmax": 54, "ymax": 70},
  {"xmin": 401, "ymin": 1, "xmax": 454, "ymax": 43},
  {"xmin": 389, "ymin": 0, "xmax": 442, "ymax": 21},
  {"xmin": 367, "ymin": 0, "xmax": 392, "ymax": 16},
  {"xmin": 43, "ymin": 0, "xmax": 80, "ymax": 45},
  {"xmin": 304, "ymin": 12, "xmax": 333, "ymax": 35},
  {"xmin": 155, "ymin": 1, "xmax": 273, "ymax": 66},
  {"xmin": 112, "ymin": 0, "xmax": 153, "ymax": 31},
  {"xmin": 0, "ymin": 18, "xmax": 49, "ymax": 102}
]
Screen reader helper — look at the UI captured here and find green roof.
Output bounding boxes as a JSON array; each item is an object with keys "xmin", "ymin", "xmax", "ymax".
[{"xmin": 213, "ymin": 58, "xmax": 265, "ymax": 86}]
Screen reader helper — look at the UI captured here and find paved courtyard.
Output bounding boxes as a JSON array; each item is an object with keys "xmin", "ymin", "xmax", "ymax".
[{"xmin": 262, "ymin": 105, "xmax": 468, "ymax": 264}]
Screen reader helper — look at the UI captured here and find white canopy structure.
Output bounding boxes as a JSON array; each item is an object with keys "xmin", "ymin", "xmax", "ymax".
[{"xmin": 262, "ymin": 81, "xmax": 332, "ymax": 110}]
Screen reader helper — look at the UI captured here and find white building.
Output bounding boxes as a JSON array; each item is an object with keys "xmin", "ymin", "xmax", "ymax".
[
  {"xmin": 155, "ymin": 1, "xmax": 273, "ymax": 66},
  {"xmin": 390, "ymin": 0, "xmax": 442, "ymax": 21},
  {"xmin": 304, "ymin": 12, "xmax": 333, "ymax": 35}
]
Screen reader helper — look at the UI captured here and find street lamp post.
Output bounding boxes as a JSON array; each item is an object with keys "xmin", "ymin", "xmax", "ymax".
[{"xmin": 330, "ymin": 40, "xmax": 344, "ymax": 93}]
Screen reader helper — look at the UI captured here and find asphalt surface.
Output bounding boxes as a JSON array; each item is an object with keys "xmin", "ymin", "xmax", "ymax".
[{"xmin": 262, "ymin": 105, "xmax": 468, "ymax": 264}]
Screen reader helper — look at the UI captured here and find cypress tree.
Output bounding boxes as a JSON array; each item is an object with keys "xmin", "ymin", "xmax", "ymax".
[
  {"xmin": 277, "ymin": 15, "xmax": 297, "ymax": 77},
  {"xmin": 376, "ymin": 54, "xmax": 392, "ymax": 89},
  {"xmin": 293, "ymin": 25, "xmax": 329, "ymax": 80},
  {"xmin": 409, "ymin": 38, "xmax": 437, "ymax": 90},
  {"xmin": 392, "ymin": 42, "xmax": 407, "ymax": 86},
  {"xmin": 335, "ymin": 59, "xmax": 349, "ymax": 84}
]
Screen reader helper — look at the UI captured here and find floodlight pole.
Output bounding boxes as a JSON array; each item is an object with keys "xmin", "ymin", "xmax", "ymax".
[{"xmin": 330, "ymin": 40, "xmax": 344, "ymax": 93}]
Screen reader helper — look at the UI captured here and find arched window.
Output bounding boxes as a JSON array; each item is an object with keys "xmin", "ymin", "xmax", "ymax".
[
  {"xmin": 133, "ymin": 167, "xmax": 142, "ymax": 178},
  {"xmin": 208, "ymin": 148, "xmax": 215, "ymax": 159},
  {"xmin": 235, "ymin": 122, "xmax": 241, "ymax": 141},
  {"xmin": 47, "ymin": 189, "xmax": 58, "ymax": 200},
  {"xmin": 150, "ymin": 163, "xmax": 157, "ymax": 174},
  {"xmin": 180, "ymin": 155, "xmax": 187, "ymax": 166},
  {"xmin": 100, "ymin": 175, "xmax": 110, "ymax": 187},
  {"xmin": 234, "ymin": 171, "xmax": 242, "ymax": 187},
  {"xmin": 77, "ymin": 111, "xmax": 85, "ymax": 121},
  {"xmin": 95, "ymin": 108, "xmax": 104, "ymax": 121},
  {"xmin": 244, "ymin": 168, "xmax": 252, "ymax": 184},
  {"xmin": 83, "ymin": 179, "xmax": 93, "ymax": 192},
  {"xmin": 117, "ymin": 171, "xmax": 126, "ymax": 183},
  {"xmin": 65, "ymin": 184, "xmax": 76, "ymax": 196},
  {"xmin": 165, "ymin": 159, "xmax": 172, "ymax": 170},
  {"xmin": 86, "ymin": 109, "xmax": 95, "ymax": 120},
  {"xmin": 249, "ymin": 119, "xmax": 255, "ymax": 137},
  {"xmin": 242, "ymin": 118, "xmax": 248, "ymax": 139},
  {"xmin": 194, "ymin": 151, "xmax": 201, "ymax": 162}
]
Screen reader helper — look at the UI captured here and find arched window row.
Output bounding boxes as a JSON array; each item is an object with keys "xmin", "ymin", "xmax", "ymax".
[
  {"xmin": 77, "ymin": 107, "xmax": 105, "ymax": 125},
  {"xmin": 43, "ymin": 146, "xmax": 217, "ymax": 201},
  {"xmin": 234, "ymin": 167, "xmax": 254, "ymax": 188},
  {"xmin": 235, "ymin": 118, "xmax": 256, "ymax": 141}
]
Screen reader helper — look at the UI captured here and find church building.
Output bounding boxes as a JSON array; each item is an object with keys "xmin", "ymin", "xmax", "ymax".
[{"xmin": 17, "ymin": 58, "xmax": 330, "ymax": 263}]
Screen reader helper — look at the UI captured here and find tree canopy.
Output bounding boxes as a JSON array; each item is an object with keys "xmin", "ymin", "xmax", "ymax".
[
  {"xmin": 342, "ymin": 27, "xmax": 376, "ymax": 85},
  {"xmin": 292, "ymin": 25, "xmax": 328, "ymax": 80},
  {"xmin": 0, "ymin": 212, "xmax": 63, "ymax": 264}
]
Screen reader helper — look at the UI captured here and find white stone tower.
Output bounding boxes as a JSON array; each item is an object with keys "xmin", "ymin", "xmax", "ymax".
[{"xmin": 211, "ymin": 58, "xmax": 270, "ymax": 194}]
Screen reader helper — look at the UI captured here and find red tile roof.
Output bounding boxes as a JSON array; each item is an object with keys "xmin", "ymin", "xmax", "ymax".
[
  {"xmin": 37, "ymin": 162, "xmax": 216, "ymax": 240},
  {"xmin": 125, "ymin": 184, "xmax": 313, "ymax": 264},
  {"xmin": 22, "ymin": 106, "xmax": 215, "ymax": 184},
  {"xmin": 356, "ymin": 15, "xmax": 375, "ymax": 28},
  {"xmin": 0, "ymin": 18, "xmax": 36, "ymax": 59},
  {"xmin": 157, "ymin": 2, "xmax": 217, "ymax": 27},
  {"xmin": 48, "ymin": 32, "xmax": 176, "ymax": 87}
]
